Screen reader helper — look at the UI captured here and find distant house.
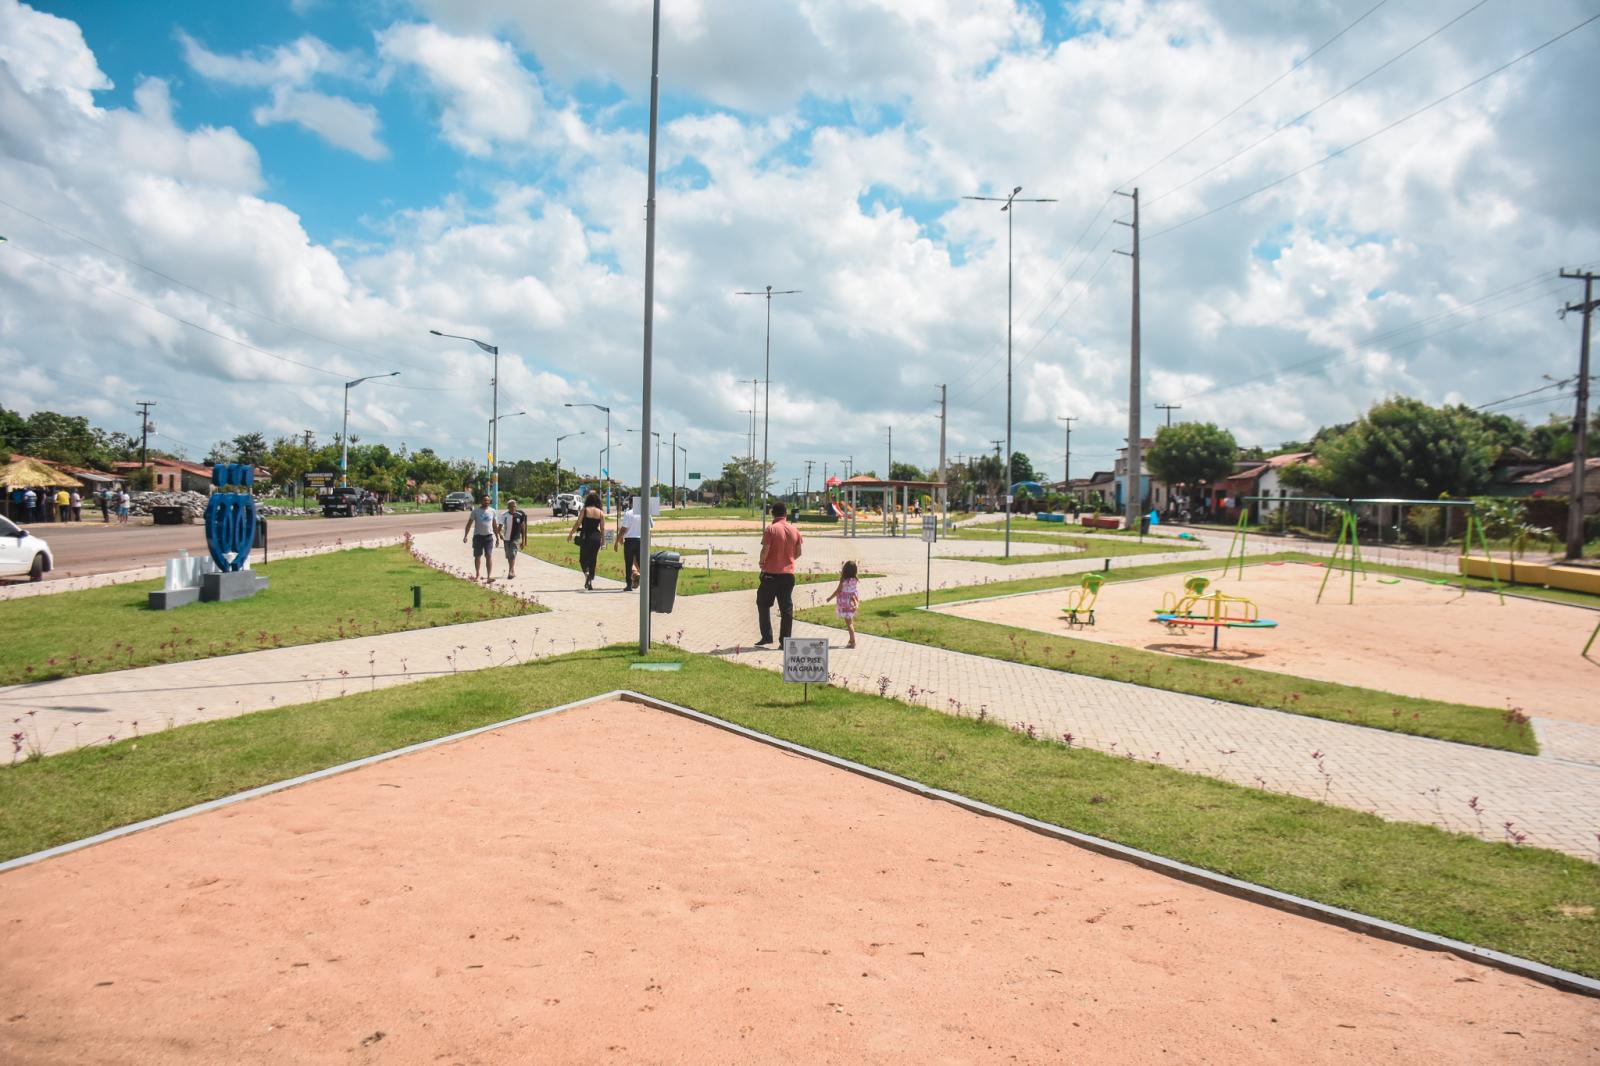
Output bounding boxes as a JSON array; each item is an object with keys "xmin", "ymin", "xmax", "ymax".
[
  {"xmin": 1113, "ymin": 439, "xmax": 1171, "ymax": 513},
  {"xmin": 1255, "ymin": 452, "xmax": 1314, "ymax": 517},
  {"xmin": 1511, "ymin": 458, "xmax": 1600, "ymax": 507},
  {"xmin": 112, "ymin": 460, "xmax": 272, "ymax": 493}
]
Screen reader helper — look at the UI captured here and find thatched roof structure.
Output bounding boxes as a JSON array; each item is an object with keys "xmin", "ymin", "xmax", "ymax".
[{"xmin": 0, "ymin": 457, "xmax": 84, "ymax": 490}]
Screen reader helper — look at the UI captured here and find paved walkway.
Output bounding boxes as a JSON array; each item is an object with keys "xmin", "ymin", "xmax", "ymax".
[{"xmin": 3, "ymin": 529, "xmax": 1597, "ymax": 859}]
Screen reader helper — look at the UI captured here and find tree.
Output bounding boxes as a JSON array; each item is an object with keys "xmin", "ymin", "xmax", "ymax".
[
  {"xmin": 1008, "ymin": 451, "xmax": 1034, "ymax": 485},
  {"xmin": 231, "ymin": 432, "xmax": 269, "ymax": 467},
  {"xmin": 266, "ymin": 436, "xmax": 313, "ymax": 497},
  {"xmin": 1299, "ymin": 397, "xmax": 1494, "ymax": 499},
  {"xmin": 888, "ymin": 461, "xmax": 925, "ymax": 482},
  {"xmin": 719, "ymin": 456, "xmax": 775, "ymax": 505},
  {"xmin": 1446, "ymin": 405, "xmax": 1529, "ymax": 456},
  {"xmin": 1145, "ymin": 422, "xmax": 1237, "ymax": 502}
]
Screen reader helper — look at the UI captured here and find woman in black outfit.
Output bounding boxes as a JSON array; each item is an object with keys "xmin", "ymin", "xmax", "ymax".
[{"xmin": 568, "ymin": 490, "xmax": 607, "ymax": 590}]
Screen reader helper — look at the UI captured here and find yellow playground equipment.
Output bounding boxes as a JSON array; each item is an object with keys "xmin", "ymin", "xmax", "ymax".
[
  {"xmin": 1060, "ymin": 573, "xmax": 1105, "ymax": 628},
  {"xmin": 1154, "ymin": 576, "xmax": 1278, "ymax": 650}
]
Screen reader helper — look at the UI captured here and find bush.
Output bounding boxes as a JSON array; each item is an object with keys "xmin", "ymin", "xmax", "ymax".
[{"xmin": 127, "ymin": 467, "xmax": 155, "ymax": 491}]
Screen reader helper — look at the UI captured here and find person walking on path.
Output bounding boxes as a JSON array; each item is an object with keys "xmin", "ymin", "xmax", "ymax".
[
  {"xmin": 824, "ymin": 560, "xmax": 861, "ymax": 649},
  {"xmin": 495, "ymin": 498, "xmax": 527, "ymax": 580},
  {"xmin": 69, "ymin": 489, "xmax": 82, "ymax": 522},
  {"xmin": 116, "ymin": 488, "xmax": 130, "ymax": 525},
  {"xmin": 614, "ymin": 496, "xmax": 650, "ymax": 592},
  {"xmin": 463, "ymin": 493, "xmax": 499, "ymax": 582},
  {"xmin": 568, "ymin": 491, "xmax": 606, "ymax": 590},
  {"xmin": 754, "ymin": 500, "xmax": 803, "ymax": 647}
]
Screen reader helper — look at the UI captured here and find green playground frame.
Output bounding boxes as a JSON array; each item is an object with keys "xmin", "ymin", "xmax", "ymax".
[{"xmin": 1221, "ymin": 496, "xmax": 1502, "ymax": 606}]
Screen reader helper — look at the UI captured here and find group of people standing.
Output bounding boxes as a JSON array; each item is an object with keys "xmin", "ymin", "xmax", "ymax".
[{"xmin": 8, "ymin": 487, "xmax": 130, "ymax": 524}]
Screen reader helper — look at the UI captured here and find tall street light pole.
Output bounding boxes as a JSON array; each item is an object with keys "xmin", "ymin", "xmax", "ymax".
[
  {"xmin": 963, "ymin": 186, "xmax": 1055, "ymax": 558},
  {"xmin": 1114, "ymin": 188, "xmax": 1142, "ymax": 530},
  {"xmin": 736, "ymin": 284, "xmax": 801, "ymax": 529},
  {"xmin": 676, "ymin": 442, "xmax": 687, "ymax": 505},
  {"xmin": 637, "ymin": 0, "xmax": 662, "ymax": 652},
  {"xmin": 489, "ymin": 411, "xmax": 527, "ymax": 493},
  {"xmin": 430, "ymin": 329, "xmax": 502, "ymax": 505},
  {"xmin": 341, "ymin": 372, "xmax": 400, "ymax": 487},
  {"xmin": 565, "ymin": 403, "xmax": 612, "ymax": 509},
  {"xmin": 555, "ymin": 431, "xmax": 585, "ymax": 498}
]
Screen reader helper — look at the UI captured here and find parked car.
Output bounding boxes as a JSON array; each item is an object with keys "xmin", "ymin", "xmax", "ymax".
[
  {"xmin": 0, "ymin": 514, "xmax": 51, "ymax": 582},
  {"xmin": 552, "ymin": 493, "xmax": 581, "ymax": 517},
  {"xmin": 442, "ymin": 491, "xmax": 474, "ymax": 512},
  {"xmin": 320, "ymin": 486, "xmax": 378, "ymax": 517}
]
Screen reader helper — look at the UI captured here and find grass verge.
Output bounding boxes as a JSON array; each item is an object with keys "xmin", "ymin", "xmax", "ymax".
[
  {"xmin": 0, "ymin": 645, "xmax": 1593, "ymax": 975},
  {"xmin": 0, "ymin": 546, "xmax": 540, "ymax": 686},
  {"xmin": 517, "ymin": 536, "xmax": 850, "ymax": 595},
  {"xmin": 798, "ymin": 553, "xmax": 1540, "ymax": 754}
]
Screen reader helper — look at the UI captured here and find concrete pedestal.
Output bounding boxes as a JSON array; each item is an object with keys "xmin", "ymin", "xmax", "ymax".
[
  {"xmin": 200, "ymin": 571, "xmax": 269, "ymax": 603},
  {"xmin": 148, "ymin": 587, "xmax": 202, "ymax": 611}
]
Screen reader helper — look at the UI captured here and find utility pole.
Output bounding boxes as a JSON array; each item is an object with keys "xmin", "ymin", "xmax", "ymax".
[
  {"xmin": 740, "ymin": 406, "xmax": 755, "ymax": 509},
  {"xmin": 803, "ymin": 459, "xmax": 815, "ymax": 505},
  {"xmin": 1561, "ymin": 268, "xmax": 1597, "ymax": 560},
  {"xmin": 135, "ymin": 401, "xmax": 156, "ymax": 471},
  {"xmin": 1057, "ymin": 415, "xmax": 1078, "ymax": 490},
  {"xmin": 936, "ymin": 384, "xmax": 948, "ymax": 521},
  {"xmin": 1156, "ymin": 402, "xmax": 1181, "ymax": 428},
  {"xmin": 302, "ymin": 429, "xmax": 315, "ymax": 452},
  {"xmin": 1114, "ymin": 187, "xmax": 1142, "ymax": 529},
  {"xmin": 637, "ymin": 0, "xmax": 662, "ymax": 653},
  {"xmin": 886, "ymin": 426, "xmax": 893, "ymax": 478}
]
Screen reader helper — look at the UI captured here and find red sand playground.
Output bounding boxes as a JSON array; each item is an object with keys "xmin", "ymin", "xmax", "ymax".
[{"xmin": 1, "ymin": 699, "xmax": 1594, "ymax": 1063}]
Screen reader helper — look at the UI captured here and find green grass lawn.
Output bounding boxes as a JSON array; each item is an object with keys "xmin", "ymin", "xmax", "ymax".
[
  {"xmin": 1, "ymin": 645, "xmax": 1593, "ymax": 976},
  {"xmin": 0, "ymin": 546, "xmax": 540, "ymax": 686},
  {"xmin": 797, "ymin": 553, "xmax": 1541, "ymax": 754},
  {"xmin": 516, "ymin": 536, "xmax": 845, "ymax": 595},
  {"xmin": 656, "ymin": 505, "xmax": 763, "ymax": 521}
]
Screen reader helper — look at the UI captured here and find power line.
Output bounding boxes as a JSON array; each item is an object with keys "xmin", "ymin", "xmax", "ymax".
[
  {"xmin": 1144, "ymin": 13, "xmax": 1600, "ymax": 241},
  {"xmin": 1122, "ymin": 0, "xmax": 1391, "ymax": 188},
  {"xmin": 1146, "ymin": 0, "xmax": 1491, "ymax": 210}
]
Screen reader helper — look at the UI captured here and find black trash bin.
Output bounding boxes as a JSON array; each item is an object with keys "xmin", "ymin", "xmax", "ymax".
[
  {"xmin": 151, "ymin": 505, "xmax": 185, "ymax": 525},
  {"xmin": 1138, "ymin": 516, "xmax": 1151, "ymax": 536},
  {"xmin": 649, "ymin": 550, "xmax": 683, "ymax": 614}
]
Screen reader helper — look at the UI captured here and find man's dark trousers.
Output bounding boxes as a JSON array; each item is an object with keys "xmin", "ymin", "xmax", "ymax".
[{"xmin": 756, "ymin": 572, "xmax": 797, "ymax": 644}]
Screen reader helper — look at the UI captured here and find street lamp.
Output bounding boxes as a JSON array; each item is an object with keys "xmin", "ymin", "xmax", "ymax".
[
  {"xmin": 962, "ymin": 185, "xmax": 1055, "ymax": 557},
  {"xmin": 565, "ymin": 403, "xmax": 612, "ymax": 509},
  {"xmin": 555, "ymin": 431, "xmax": 586, "ymax": 498},
  {"xmin": 627, "ymin": 429, "xmax": 662, "ymax": 501},
  {"xmin": 430, "ymin": 328, "xmax": 503, "ymax": 505},
  {"xmin": 673, "ymin": 437, "xmax": 686, "ymax": 508},
  {"xmin": 736, "ymin": 284, "xmax": 801, "ymax": 528},
  {"xmin": 489, "ymin": 411, "xmax": 527, "ymax": 496},
  {"xmin": 341, "ymin": 371, "xmax": 400, "ymax": 487}
]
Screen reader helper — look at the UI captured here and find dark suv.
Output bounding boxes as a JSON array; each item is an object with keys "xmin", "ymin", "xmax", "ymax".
[
  {"xmin": 442, "ymin": 491, "xmax": 474, "ymax": 512},
  {"xmin": 321, "ymin": 486, "xmax": 378, "ymax": 517}
]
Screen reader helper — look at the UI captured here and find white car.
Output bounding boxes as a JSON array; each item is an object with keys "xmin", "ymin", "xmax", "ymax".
[{"xmin": 0, "ymin": 514, "xmax": 52, "ymax": 581}]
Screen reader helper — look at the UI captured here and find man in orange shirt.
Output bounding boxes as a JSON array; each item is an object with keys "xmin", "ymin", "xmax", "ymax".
[{"xmin": 754, "ymin": 501, "xmax": 803, "ymax": 647}]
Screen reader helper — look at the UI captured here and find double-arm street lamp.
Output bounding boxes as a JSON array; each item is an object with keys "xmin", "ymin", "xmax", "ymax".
[
  {"xmin": 736, "ymin": 284, "xmax": 802, "ymax": 528},
  {"xmin": 554, "ymin": 431, "xmax": 586, "ymax": 498},
  {"xmin": 430, "ymin": 328, "xmax": 503, "ymax": 504},
  {"xmin": 565, "ymin": 402, "xmax": 612, "ymax": 508},
  {"xmin": 962, "ymin": 185, "xmax": 1054, "ymax": 557},
  {"xmin": 341, "ymin": 371, "xmax": 400, "ymax": 487}
]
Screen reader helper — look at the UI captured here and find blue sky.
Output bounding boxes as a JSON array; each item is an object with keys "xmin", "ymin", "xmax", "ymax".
[{"xmin": 3, "ymin": 0, "xmax": 1597, "ymax": 484}]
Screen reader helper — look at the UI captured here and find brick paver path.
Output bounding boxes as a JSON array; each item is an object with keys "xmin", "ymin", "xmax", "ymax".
[{"xmin": 3, "ymin": 529, "xmax": 1596, "ymax": 859}]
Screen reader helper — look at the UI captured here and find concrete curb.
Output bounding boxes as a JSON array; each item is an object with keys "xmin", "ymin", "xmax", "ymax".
[{"xmin": 3, "ymin": 686, "xmax": 1594, "ymax": 999}]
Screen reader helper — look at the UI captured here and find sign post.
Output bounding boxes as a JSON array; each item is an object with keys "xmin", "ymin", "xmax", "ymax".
[
  {"xmin": 782, "ymin": 636, "xmax": 829, "ymax": 703},
  {"xmin": 922, "ymin": 513, "xmax": 937, "ymax": 608}
]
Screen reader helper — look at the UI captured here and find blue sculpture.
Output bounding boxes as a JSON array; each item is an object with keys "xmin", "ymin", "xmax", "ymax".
[{"xmin": 204, "ymin": 463, "xmax": 258, "ymax": 572}]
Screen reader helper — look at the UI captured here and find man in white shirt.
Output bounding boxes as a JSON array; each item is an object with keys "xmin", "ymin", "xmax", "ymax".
[
  {"xmin": 613, "ymin": 496, "xmax": 650, "ymax": 592},
  {"xmin": 461, "ymin": 494, "xmax": 499, "ymax": 581}
]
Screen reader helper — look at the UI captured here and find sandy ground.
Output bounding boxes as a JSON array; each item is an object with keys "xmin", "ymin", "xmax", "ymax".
[
  {"xmin": 938, "ymin": 562, "xmax": 1600, "ymax": 726},
  {"xmin": 2, "ymin": 700, "xmax": 1594, "ymax": 1065}
]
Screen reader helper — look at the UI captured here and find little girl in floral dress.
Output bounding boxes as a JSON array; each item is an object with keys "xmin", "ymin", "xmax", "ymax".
[{"xmin": 825, "ymin": 560, "xmax": 861, "ymax": 648}]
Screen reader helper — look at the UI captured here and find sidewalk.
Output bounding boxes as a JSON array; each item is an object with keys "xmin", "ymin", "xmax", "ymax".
[{"xmin": 3, "ymin": 528, "xmax": 1596, "ymax": 858}]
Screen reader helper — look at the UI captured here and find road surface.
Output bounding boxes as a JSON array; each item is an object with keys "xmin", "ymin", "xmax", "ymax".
[{"xmin": 15, "ymin": 511, "xmax": 466, "ymax": 584}]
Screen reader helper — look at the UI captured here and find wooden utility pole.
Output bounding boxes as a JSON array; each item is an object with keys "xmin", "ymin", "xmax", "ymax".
[
  {"xmin": 1057, "ymin": 415, "xmax": 1078, "ymax": 489},
  {"xmin": 135, "ymin": 401, "xmax": 156, "ymax": 470},
  {"xmin": 1561, "ymin": 269, "xmax": 1597, "ymax": 560},
  {"xmin": 1156, "ymin": 402, "xmax": 1181, "ymax": 427}
]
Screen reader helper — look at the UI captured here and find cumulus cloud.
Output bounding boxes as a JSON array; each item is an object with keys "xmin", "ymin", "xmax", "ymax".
[{"xmin": 2, "ymin": 0, "xmax": 1597, "ymax": 485}]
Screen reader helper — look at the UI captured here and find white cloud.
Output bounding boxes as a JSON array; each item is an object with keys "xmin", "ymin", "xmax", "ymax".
[
  {"xmin": 253, "ymin": 87, "xmax": 388, "ymax": 160},
  {"xmin": 377, "ymin": 23, "xmax": 547, "ymax": 157},
  {"xmin": 0, "ymin": 0, "xmax": 109, "ymax": 112}
]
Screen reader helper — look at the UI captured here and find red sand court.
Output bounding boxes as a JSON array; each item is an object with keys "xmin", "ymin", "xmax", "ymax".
[
  {"xmin": 938, "ymin": 562, "xmax": 1600, "ymax": 726},
  {"xmin": 1, "ymin": 699, "xmax": 1593, "ymax": 1063}
]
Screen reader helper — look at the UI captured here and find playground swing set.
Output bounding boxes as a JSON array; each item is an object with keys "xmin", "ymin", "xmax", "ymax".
[{"xmin": 1220, "ymin": 496, "xmax": 1504, "ymax": 606}]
